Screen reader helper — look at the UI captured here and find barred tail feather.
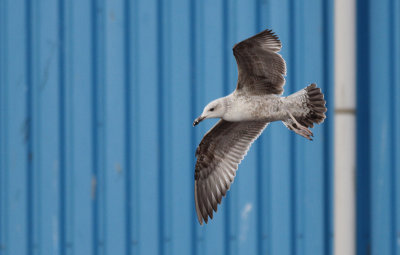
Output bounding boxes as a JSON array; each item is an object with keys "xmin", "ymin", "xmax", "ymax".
[
  {"xmin": 283, "ymin": 83, "xmax": 327, "ymax": 140},
  {"xmin": 303, "ymin": 83, "xmax": 327, "ymax": 127}
]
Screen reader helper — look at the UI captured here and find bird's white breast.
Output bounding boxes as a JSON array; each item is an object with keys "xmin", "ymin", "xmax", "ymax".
[{"xmin": 223, "ymin": 94, "xmax": 286, "ymax": 122}]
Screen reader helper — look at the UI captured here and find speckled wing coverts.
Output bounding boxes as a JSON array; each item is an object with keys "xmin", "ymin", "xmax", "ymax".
[{"xmin": 233, "ymin": 29, "xmax": 287, "ymax": 95}]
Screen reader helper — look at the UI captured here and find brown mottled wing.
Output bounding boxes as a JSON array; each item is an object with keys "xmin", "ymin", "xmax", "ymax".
[
  {"xmin": 194, "ymin": 120, "xmax": 268, "ymax": 224},
  {"xmin": 233, "ymin": 29, "xmax": 286, "ymax": 95}
]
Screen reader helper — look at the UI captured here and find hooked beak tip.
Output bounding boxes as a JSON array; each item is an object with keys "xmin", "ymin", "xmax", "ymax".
[{"xmin": 193, "ymin": 116, "xmax": 205, "ymax": 127}]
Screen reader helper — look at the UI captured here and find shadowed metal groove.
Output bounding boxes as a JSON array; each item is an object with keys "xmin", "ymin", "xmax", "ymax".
[
  {"xmin": 94, "ymin": 0, "xmax": 107, "ymax": 252},
  {"xmin": 322, "ymin": 0, "xmax": 334, "ymax": 254},
  {"xmin": 223, "ymin": 0, "xmax": 236, "ymax": 252},
  {"xmin": 189, "ymin": 0, "xmax": 197, "ymax": 254},
  {"xmin": 64, "ymin": 0, "xmax": 74, "ymax": 252},
  {"xmin": 98, "ymin": 1, "xmax": 107, "ymax": 251},
  {"xmin": 232, "ymin": 2, "xmax": 238, "ymax": 252},
  {"xmin": 394, "ymin": 0, "xmax": 400, "ymax": 253},
  {"xmin": 255, "ymin": 0, "xmax": 262, "ymax": 253},
  {"xmin": 58, "ymin": 0, "xmax": 67, "ymax": 253},
  {"xmin": 130, "ymin": 0, "xmax": 140, "ymax": 252},
  {"xmin": 0, "ymin": 0, "xmax": 8, "ymax": 251},
  {"xmin": 32, "ymin": 1, "xmax": 41, "ymax": 252},
  {"xmin": 389, "ymin": 0, "xmax": 396, "ymax": 253},
  {"xmin": 123, "ymin": 0, "xmax": 132, "ymax": 254},
  {"xmin": 356, "ymin": 0, "xmax": 371, "ymax": 253},
  {"xmin": 26, "ymin": 0, "xmax": 34, "ymax": 253},
  {"xmin": 294, "ymin": 1, "xmax": 306, "ymax": 253},
  {"xmin": 221, "ymin": 1, "xmax": 230, "ymax": 254},
  {"xmin": 0, "ymin": 10, "xmax": 2, "ymax": 251},
  {"xmin": 195, "ymin": 1, "xmax": 205, "ymax": 251},
  {"xmin": 254, "ymin": 1, "xmax": 270, "ymax": 254},
  {"xmin": 157, "ymin": 0, "xmax": 165, "ymax": 253},
  {"xmin": 162, "ymin": 0, "xmax": 173, "ymax": 253},
  {"xmin": 91, "ymin": 0, "xmax": 100, "ymax": 253},
  {"xmin": 396, "ymin": 0, "xmax": 400, "ymax": 251},
  {"xmin": 288, "ymin": 0, "xmax": 297, "ymax": 253}
]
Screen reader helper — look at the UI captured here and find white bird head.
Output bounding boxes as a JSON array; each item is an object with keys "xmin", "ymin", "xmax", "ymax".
[{"xmin": 193, "ymin": 98, "xmax": 226, "ymax": 126}]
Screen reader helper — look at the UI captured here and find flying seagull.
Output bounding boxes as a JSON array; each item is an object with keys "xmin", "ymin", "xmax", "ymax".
[{"xmin": 192, "ymin": 29, "xmax": 327, "ymax": 225}]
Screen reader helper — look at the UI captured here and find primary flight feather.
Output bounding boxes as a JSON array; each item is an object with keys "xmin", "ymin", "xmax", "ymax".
[{"xmin": 193, "ymin": 29, "xmax": 327, "ymax": 225}]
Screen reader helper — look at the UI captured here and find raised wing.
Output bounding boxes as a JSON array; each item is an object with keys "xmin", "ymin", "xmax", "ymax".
[
  {"xmin": 233, "ymin": 29, "xmax": 286, "ymax": 95},
  {"xmin": 194, "ymin": 120, "xmax": 268, "ymax": 224}
]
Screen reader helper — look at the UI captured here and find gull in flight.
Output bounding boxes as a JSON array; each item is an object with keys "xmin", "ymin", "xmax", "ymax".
[{"xmin": 192, "ymin": 29, "xmax": 327, "ymax": 225}]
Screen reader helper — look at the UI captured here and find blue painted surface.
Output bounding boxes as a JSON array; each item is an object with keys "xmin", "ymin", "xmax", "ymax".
[
  {"xmin": 0, "ymin": 0, "xmax": 333, "ymax": 254},
  {"xmin": 357, "ymin": 0, "xmax": 400, "ymax": 254}
]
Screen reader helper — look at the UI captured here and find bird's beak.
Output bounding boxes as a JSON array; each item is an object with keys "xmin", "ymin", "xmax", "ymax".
[{"xmin": 193, "ymin": 115, "xmax": 205, "ymax": 126}]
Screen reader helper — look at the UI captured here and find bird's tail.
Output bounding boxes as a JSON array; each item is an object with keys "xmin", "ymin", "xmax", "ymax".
[{"xmin": 283, "ymin": 83, "xmax": 327, "ymax": 140}]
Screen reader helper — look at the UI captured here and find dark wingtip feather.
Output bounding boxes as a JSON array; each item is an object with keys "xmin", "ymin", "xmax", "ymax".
[
  {"xmin": 233, "ymin": 28, "xmax": 282, "ymax": 53},
  {"xmin": 194, "ymin": 182, "xmax": 204, "ymax": 225}
]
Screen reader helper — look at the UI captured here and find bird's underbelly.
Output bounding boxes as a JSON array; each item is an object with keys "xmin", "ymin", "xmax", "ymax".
[
  {"xmin": 223, "ymin": 97, "xmax": 287, "ymax": 122},
  {"xmin": 223, "ymin": 111, "xmax": 254, "ymax": 122}
]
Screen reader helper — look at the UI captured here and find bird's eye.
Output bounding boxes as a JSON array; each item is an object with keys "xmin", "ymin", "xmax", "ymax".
[{"xmin": 210, "ymin": 108, "xmax": 215, "ymax": 112}]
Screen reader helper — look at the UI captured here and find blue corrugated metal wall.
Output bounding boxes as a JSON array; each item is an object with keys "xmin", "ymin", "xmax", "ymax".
[
  {"xmin": 356, "ymin": 0, "xmax": 400, "ymax": 254},
  {"xmin": 0, "ymin": 0, "xmax": 333, "ymax": 254}
]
